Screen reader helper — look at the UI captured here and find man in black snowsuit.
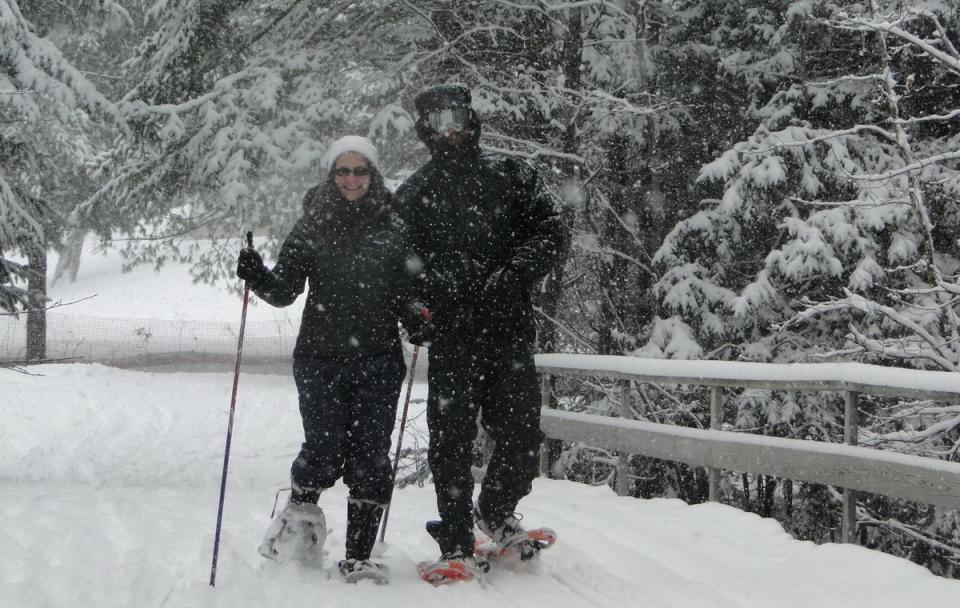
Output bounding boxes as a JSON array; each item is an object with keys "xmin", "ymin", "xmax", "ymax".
[{"xmin": 396, "ymin": 84, "xmax": 568, "ymax": 573}]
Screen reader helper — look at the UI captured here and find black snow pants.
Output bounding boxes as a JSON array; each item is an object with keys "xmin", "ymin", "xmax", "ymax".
[
  {"xmin": 290, "ymin": 351, "xmax": 405, "ymax": 559},
  {"xmin": 425, "ymin": 340, "xmax": 544, "ymax": 556}
]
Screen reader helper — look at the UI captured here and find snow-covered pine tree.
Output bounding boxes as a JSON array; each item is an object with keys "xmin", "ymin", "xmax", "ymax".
[
  {"xmin": 77, "ymin": 1, "xmax": 422, "ymax": 283},
  {"xmin": 0, "ymin": 0, "xmax": 125, "ymax": 340},
  {"xmin": 32, "ymin": 1, "xmax": 150, "ymax": 285},
  {"xmin": 651, "ymin": 0, "xmax": 960, "ymax": 574},
  {"xmin": 553, "ymin": 0, "xmax": 809, "ymax": 500}
]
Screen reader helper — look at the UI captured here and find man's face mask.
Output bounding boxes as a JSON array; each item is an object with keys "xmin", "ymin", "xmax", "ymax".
[{"xmin": 425, "ymin": 107, "xmax": 471, "ymax": 133}]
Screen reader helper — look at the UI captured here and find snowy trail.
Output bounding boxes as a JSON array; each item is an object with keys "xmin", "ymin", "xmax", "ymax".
[{"xmin": 3, "ymin": 364, "xmax": 958, "ymax": 608}]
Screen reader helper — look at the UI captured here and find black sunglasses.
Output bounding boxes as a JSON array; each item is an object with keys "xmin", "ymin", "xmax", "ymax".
[{"xmin": 333, "ymin": 166, "xmax": 371, "ymax": 177}]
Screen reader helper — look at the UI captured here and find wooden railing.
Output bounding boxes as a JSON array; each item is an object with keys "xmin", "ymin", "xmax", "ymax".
[{"xmin": 535, "ymin": 354, "xmax": 960, "ymax": 544}]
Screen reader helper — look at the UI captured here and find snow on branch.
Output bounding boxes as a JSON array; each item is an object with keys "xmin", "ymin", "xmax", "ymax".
[
  {"xmin": 540, "ymin": 0, "xmax": 633, "ymax": 21},
  {"xmin": 0, "ymin": 178, "xmax": 44, "ymax": 250},
  {"xmin": 847, "ymin": 149, "xmax": 960, "ymax": 182},
  {"xmin": 790, "ymin": 291, "xmax": 960, "ymax": 372},
  {"xmin": 846, "ymin": 326, "xmax": 959, "ymax": 372},
  {"xmin": 736, "ymin": 123, "xmax": 898, "ymax": 154},
  {"xmin": 482, "ymin": 134, "xmax": 586, "ymax": 164},
  {"xmin": 861, "ymin": 413, "xmax": 960, "ymax": 452},
  {"xmin": 0, "ymin": 362, "xmax": 43, "ymax": 375},
  {"xmin": 844, "ymin": 292, "xmax": 957, "ymax": 365},
  {"xmin": 0, "ymin": 294, "xmax": 100, "ymax": 318},
  {"xmin": 858, "ymin": 509, "xmax": 960, "ymax": 556},
  {"xmin": 1, "ymin": 0, "xmax": 124, "ymax": 129},
  {"xmin": 828, "ymin": 9, "xmax": 960, "ymax": 76},
  {"xmin": 533, "ymin": 305, "xmax": 599, "ymax": 352},
  {"xmin": 119, "ymin": 85, "xmax": 229, "ymax": 118},
  {"xmin": 912, "ymin": 7, "xmax": 960, "ymax": 59},
  {"xmin": 573, "ymin": 239, "xmax": 652, "ymax": 275},
  {"xmin": 897, "ymin": 108, "xmax": 960, "ymax": 125}
]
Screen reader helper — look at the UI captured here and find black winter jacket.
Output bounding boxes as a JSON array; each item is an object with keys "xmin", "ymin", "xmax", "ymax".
[
  {"xmin": 396, "ymin": 144, "xmax": 567, "ymax": 348},
  {"xmin": 250, "ymin": 182, "xmax": 411, "ymax": 359}
]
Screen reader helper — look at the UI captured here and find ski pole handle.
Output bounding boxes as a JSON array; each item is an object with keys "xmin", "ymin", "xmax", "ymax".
[{"xmin": 245, "ymin": 231, "xmax": 253, "ymax": 250}]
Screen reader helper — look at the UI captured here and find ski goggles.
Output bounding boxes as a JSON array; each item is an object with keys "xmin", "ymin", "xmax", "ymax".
[{"xmin": 424, "ymin": 107, "xmax": 471, "ymax": 133}]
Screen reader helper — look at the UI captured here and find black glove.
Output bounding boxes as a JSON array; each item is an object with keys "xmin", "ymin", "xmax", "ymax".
[
  {"xmin": 236, "ymin": 248, "xmax": 266, "ymax": 282},
  {"xmin": 405, "ymin": 303, "xmax": 436, "ymax": 346}
]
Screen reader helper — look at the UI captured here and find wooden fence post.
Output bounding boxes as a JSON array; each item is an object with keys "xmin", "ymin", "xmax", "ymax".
[
  {"xmin": 615, "ymin": 381, "xmax": 632, "ymax": 496},
  {"xmin": 708, "ymin": 386, "xmax": 723, "ymax": 502},
  {"xmin": 842, "ymin": 390, "xmax": 860, "ymax": 544},
  {"xmin": 539, "ymin": 373, "xmax": 552, "ymax": 475}
]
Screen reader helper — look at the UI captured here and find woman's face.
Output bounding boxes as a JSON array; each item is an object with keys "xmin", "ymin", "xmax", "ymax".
[{"xmin": 333, "ymin": 152, "xmax": 372, "ymax": 202}]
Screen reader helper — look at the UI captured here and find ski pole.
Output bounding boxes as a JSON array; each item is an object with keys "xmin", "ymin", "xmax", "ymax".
[
  {"xmin": 210, "ymin": 231, "xmax": 254, "ymax": 587},
  {"xmin": 379, "ymin": 343, "xmax": 420, "ymax": 543}
]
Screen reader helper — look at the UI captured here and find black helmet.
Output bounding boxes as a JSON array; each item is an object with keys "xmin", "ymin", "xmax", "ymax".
[{"xmin": 414, "ymin": 83, "xmax": 472, "ymax": 115}]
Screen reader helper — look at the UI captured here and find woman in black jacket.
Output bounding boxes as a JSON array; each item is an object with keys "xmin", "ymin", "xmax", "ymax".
[{"xmin": 236, "ymin": 136, "xmax": 411, "ymax": 583}]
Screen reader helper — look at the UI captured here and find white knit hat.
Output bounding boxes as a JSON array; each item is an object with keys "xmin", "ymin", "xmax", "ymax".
[{"xmin": 322, "ymin": 135, "xmax": 379, "ymax": 172}]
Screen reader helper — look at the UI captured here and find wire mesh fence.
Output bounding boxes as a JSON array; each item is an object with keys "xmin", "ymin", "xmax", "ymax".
[{"xmin": 0, "ymin": 312, "xmax": 301, "ymax": 367}]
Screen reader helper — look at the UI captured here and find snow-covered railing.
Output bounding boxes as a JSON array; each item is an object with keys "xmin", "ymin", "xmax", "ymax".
[{"xmin": 535, "ymin": 354, "xmax": 960, "ymax": 544}]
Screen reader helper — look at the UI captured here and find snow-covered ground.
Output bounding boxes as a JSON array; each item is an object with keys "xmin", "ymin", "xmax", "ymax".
[
  {"xmin": 5, "ymin": 365, "xmax": 958, "ymax": 608},
  {"xmin": 2, "ymin": 239, "xmax": 958, "ymax": 606}
]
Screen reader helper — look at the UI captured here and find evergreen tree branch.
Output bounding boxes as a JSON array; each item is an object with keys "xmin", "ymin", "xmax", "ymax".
[
  {"xmin": 857, "ymin": 509, "xmax": 960, "ymax": 558},
  {"xmin": 841, "ymin": 13, "xmax": 960, "ymax": 77}
]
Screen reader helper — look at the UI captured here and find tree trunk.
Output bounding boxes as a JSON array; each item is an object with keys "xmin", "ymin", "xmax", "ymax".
[
  {"xmin": 629, "ymin": 0, "xmax": 663, "ymax": 334},
  {"xmin": 741, "ymin": 472, "xmax": 751, "ymax": 511},
  {"xmin": 51, "ymin": 228, "xmax": 84, "ymax": 286},
  {"xmin": 26, "ymin": 240, "xmax": 47, "ymax": 361},
  {"xmin": 535, "ymin": 6, "xmax": 582, "ymax": 355},
  {"xmin": 537, "ymin": 8, "xmax": 583, "ymax": 475},
  {"xmin": 784, "ymin": 478, "xmax": 793, "ymax": 522},
  {"xmin": 596, "ymin": 135, "xmax": 632, "ymax": 354},
  {"xmin": 760, "ymin": 475, "xmax": 777, "ymax": 517}
]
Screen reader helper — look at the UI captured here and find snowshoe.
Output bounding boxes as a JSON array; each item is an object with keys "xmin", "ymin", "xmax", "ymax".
[
  {"xmin": 417, "ymin": 551, "xmax": 488, "ymax": 585},
  {"xmin": 338, "ymin": 559, "xmax": 389, "ymax": 585},
  {"xmin": 474, "ymin": 527, "xmax": 557, "ymax": 562},
  {"xmin": 473, "ymin": 506, "xmax": 556, "ymax": 562},
  {"xmin": 258, "ymin": 502, "xmax": 327, "ymax": 563}
]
